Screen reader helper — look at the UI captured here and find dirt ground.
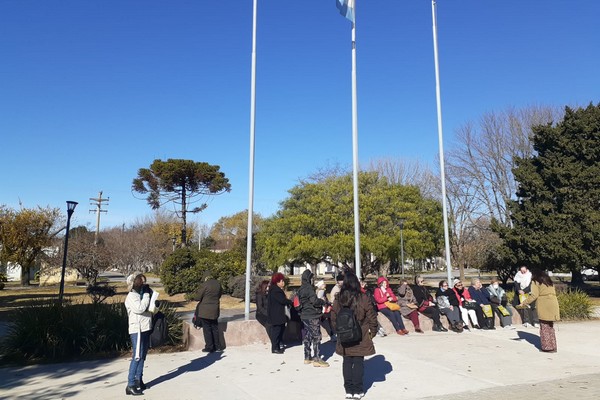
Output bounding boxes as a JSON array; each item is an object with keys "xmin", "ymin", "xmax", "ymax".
[{"xmin": 0, "ymin": 281, "xmax": 247, "ymax": 322}]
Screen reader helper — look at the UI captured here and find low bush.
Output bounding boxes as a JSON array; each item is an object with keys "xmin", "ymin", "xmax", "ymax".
[
  {"xmin": 228, "ymin": 275, "xmax": 269, "ymax": 301},
  {"xmin": 0, "ymin": 300, "xmax": 129, "ymax": 364},
  {"xmin": 158, "ymin": 301, "xmax": 183, "ymax": 346},
  {"xmin": 557, "ymin": 288, "xmax": 593, "ymax": 320},
  {"xmin": 86, "ymin": 284, "xmax": 117, "ymax": 304}
]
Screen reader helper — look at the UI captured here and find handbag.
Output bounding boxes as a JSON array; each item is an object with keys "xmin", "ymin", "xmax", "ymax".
[
  {"xmin": 497, "ymin": 305, "xmax": 510, "ymax": 317},
  {"xmin": 385, "ymin": 301, "xmax": 401, "ymax": 311},
  {"xmin": 482, "ymin": 304, "xmax": 493, "ymax": 318},
  {"xmin": 418, "ymin": 300, "xmax": 430, "ymax": 313},
  {"xmin": 463, "ymin": 301, "xmax": 477, "ymax": 310},
  {"xmin": 406, "ymin": 303, "xmax": 418, "ymax": 310}
]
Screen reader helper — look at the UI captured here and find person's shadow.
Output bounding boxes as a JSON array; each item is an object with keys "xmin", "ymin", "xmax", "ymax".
[
  {"xmin": 364, "ymin": 354, "xmax": 393, "ymax": 392},
  {"xmin": 511, "ymin": 330, "xmax": 541, "ymax": 349},
  {"xmin": 319, "ymin": 340, "xmax": 337, "ymax": 361},
  {"xmin": 146, "ymin": 352, "xmax": 224, "ymax": 388}
]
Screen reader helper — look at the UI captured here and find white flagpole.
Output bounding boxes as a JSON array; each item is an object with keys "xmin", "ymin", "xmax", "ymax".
[
  {"xmin": 351, "ymin": 6, "xmax": 361, "ymax": 279},
  {"xmin": 431, "ymin": 0, "xmax": 453, "ymax": 284},
  {"xmin": 245, "ymin": 0, "xmax": 258, "ymax": 321}
]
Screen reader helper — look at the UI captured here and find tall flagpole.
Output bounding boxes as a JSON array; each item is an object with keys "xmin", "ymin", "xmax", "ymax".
[
  {"xmin": 431, "ymin": 0, "xmax": 453, "ymax": 284},
  {"xmin": 351, "ymin": 4, "xmax": 361, "ymax": 279},
  {"xmin": 245, "ymin": 0, "xmax": 258, "ymax": 321}
]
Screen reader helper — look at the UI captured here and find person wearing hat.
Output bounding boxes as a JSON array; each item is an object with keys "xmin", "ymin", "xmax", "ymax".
[
  {"xmin": 452, "ymin": 278, "xmax": 479, "ymax": 330},
  {"xmin": 316, "ymin": 279, "xmax": 335, "ymax": 340},
  {"xmin": 298, "ymin": 269, "xmax": 329, "ymax": 367},
  {"xmin": 330, "ymin": 273, "xmax": 344, "ymax": 302}
]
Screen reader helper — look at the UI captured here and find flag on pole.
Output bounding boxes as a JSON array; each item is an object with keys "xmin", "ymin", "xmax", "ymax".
[{"xmin": 336, "ymin": 0, "xmax": 355, "ymax": 22}]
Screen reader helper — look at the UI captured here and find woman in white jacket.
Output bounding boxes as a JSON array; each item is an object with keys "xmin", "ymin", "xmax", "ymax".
[{"xmin": 125, "ymin": 274, "xmax": 152, "ymax": 396}]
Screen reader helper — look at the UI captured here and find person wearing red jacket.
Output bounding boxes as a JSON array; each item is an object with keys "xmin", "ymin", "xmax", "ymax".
[
  {"xmin": 373, "ymin": 276, "xmax": 408, "ymax": 335},
  {"xmin": 452, "ymin": 279, "xmax": 480, "ymax": 329}
]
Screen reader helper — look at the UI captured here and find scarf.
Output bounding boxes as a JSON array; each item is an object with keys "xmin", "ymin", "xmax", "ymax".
[{"xmin": 514, "ymin": 271, "xmax": 532, "ymax": 290}]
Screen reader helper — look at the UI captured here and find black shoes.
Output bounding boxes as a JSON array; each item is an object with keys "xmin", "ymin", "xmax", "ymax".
[
  {"xmin": 271, "ymin": 349, "xmax": 284, "ymax": 354},
  {"xmin": 126, "ymin": 386, "xmax": 143, "ymax": 396},
  {"xmin": 135, "ymin": 380, "xmax": 146, "ymax": 391},
  {"xmin": 202, "ymin": 347, "xmax": 215, "ymax": 353}
]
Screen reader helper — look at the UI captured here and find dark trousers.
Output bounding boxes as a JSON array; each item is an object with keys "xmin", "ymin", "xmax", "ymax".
[
  {"xmin": 343, "ymin": 356, "xmax": 364, "ymax": 395},
  {"xmin": 200, "ymin": 318, "xmax": 221, "ymax": 351},
  {"xmin": 420, "ymin": 306, "xmax": 442, "ymax": 326},
  {"xmin": 269, "ymin": 323, "xmax": 285, "ymax": 351},
  {"xmin": 379, "ymin": 308, "xmax": 405, "ymax": 331}
]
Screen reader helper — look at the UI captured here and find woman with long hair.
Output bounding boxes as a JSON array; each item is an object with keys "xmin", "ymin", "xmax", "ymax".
[
  {"xmin": 517, "ymin": 269, "xmax": 560, "ymax": 352},
  {"xmin": 255, "ymin": 279, "xmax": 270, "ymax": 327},
  {"xmin": 125, "ymin": 273, "xmax": 152, "ymax": 396},
  {"xmin": 331, "ymin": 271, "xmax": 378, "ymax": 399}
]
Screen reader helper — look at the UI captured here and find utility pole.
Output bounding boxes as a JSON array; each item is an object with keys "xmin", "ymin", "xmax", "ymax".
[{"xmin": 89, "ymin": 191, "xmax": 109, "ymax": 245}]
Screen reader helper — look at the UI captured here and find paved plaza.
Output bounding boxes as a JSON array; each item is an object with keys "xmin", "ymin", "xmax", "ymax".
[{"xmin": 1, "ymin": 320, "xmax": 599, "ymax": 400}]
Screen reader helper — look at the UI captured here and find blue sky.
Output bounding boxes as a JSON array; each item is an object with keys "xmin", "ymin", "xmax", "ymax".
[{"xmin": 1, "ymin": 1, "xmax": 598, "ymax": 231}]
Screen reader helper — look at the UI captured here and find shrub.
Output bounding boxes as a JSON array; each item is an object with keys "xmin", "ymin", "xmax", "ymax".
[
  {"xmin": 157, "ymin": 301, "xmax": 183, "ymax": 346},
  {"xmin": 227, "ymin": 275, "xmax": 267, "ymax": 300},
  {"xmin": 557, "ymin": 288, "xmax": 593, "ymax": 320},
  {"xmin": 0, "ymin": 272, "xmax": 6, "ymax": 290},
  {"xmin": 86, "ymin": 284, "xmax": 117, "ymax": 304},
  {"xmin": 0, "ymin": 300, "xmax": 129, "ymax": 363}
]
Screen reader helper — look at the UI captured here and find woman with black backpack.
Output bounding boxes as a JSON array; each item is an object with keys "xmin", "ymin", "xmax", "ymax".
[{"xmin": 331, "ymin": 271, "xmax": 378, "ymax": 400}]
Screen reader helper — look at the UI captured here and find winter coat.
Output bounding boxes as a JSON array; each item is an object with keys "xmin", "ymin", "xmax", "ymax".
[
  {"xmin": 412, "ymin": 284, "xmax": 434, "ymax": 307},
  {"xmin": 435, "ymin": 287, "xmax": 459, "ymax": 309},
  {"xmin": 452, "ymin": 287, "xmax": 473, "ymax": 307},
  {"xmin": 256, "ymin": 291, "xmax": 268, "ymax": 325},
  {"xmin": 125, "ymin": 290, "xmax": 152, "ymax": 335},
  {"xmin": 521, "ymin": 282, "xmax": 560, "ymax": 322},
  {"xmin": 331, "ymin": 292, "xmax": 377, "ymax": 357},
  {"xmin": 397, "ymin": 283, "xmax": 419, "ymax": 317},
  {"xmin": 373, "ymin": 277, "xmax": 398, "ymax": 311},
  {"xmin": 468, "ymin": 286, "xmax": 491, "ymax": 305},
  {"xmin": 193, "ymin": 278, "xmax": 222, "ymax": 320},
  {"xmin": 267, "ymin": 284, "xmax": 291, "ymax": 325},
  {"xmin": 297, "ymin": 270, "xmax": 325, "ymax": 320},
  {"xmin": 486, "ymin": 285, "xmax": 508, "ymax": 306}
]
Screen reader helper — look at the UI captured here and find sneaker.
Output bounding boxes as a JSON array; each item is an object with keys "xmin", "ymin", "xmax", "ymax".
[
  {"xmin": 523, "ymin": 322, "xmax": 530, "ymax": 328},
  {"xmin": 313, "ymin": 358, "xmax": 330, "ymax": 367},
  {"xmin": 345, "ymin": 394, "xmax": 354, "ymax": 400},
  {"xmin": 377, "ymin": 327, "xmax": 387, "ymax": 337},
  {"xmin": 353, "ymin": 393, "xmax": 365, "ymax": 399},
  {"xmin": 532, "ymin": 323, "xmax": 539, "ymax": 328},
  {"xmin": 304, "ymin": 358, "xmax": 313, "ymax": 365}
]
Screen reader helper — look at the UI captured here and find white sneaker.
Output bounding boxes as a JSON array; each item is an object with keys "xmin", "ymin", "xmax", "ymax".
[
  {"xmin": 523, "ymin": 323, "xmax": 530, "ymax": 328},
  {"xmin": 504, "ymin": 325, "xmax": 516, "ymax": 330},
  {"xmin": 532, "ymin": 323, "xmax": 539, "ymax": 328},
  {"xmin": 354, "ymin": 393, "xmax": 365, "ymax": 399},
  {"xmin": 345, "ymin": 394, "xmax": 354, "ymax": 399}
]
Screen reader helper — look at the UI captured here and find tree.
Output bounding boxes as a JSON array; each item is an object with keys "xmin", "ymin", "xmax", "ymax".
[
  {"xmin": 256, "ymin": 171, "xmax": 443, "ymax": 276},
  {"xmin": 210, "ymin": 210, "xmax": 264, "ymax": 250},
  {"xmin": 132, "ymin": 159, "xmax": 231, "ymax": 245},
  {"xmin": 0, "ymin": 205, "xmax": 61, "ymax": 285},
  {"xmin": 497, "ymin": 104, "xmax": 600, "ymax": 285},
  {"xmin": 64, "ymin": 227, "xmax": 110, "ymax": 285}
]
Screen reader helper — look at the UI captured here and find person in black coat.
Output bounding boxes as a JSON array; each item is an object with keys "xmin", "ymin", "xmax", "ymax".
[
  {"xmin": 193, "ymin": 272, "xmax": 223, "ymax": 352},
  {"xmin": 255, "ymin": 279, "xmax": 270, "ymax": 327},
  {"xmin": 267, "ymin": 272, "xmax": 292, "ymax": 354},
  {"xmin": 412, "ymin": 275, "xmax": 446, "ymax": 332}
]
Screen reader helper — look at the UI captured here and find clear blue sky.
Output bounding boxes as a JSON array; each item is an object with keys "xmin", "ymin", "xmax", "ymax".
[{"xmin": 1, "ymin": 1, "xmax": 598, "ymax": 230}]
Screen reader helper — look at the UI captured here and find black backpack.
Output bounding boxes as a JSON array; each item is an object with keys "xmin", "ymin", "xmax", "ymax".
[
  {"xmin": 336, "ymin": 306, "xmax": 362, "ymax": 345},
  {"xmin": 149, "ymin": 311, "xmax": 168, "ymax": 348}
]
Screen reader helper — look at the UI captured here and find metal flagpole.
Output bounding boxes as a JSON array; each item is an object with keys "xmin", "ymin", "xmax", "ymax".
[
  {"xmin": 351, "ymin": 6, "xmax": 361, "ymax": 279},
  {"xmin": 431, "ymin": 0, "xmax": 453, "ymax": 284},
  {"xmin": 245, "ymin": 0, "xmax": 258, "ymax": 321}
]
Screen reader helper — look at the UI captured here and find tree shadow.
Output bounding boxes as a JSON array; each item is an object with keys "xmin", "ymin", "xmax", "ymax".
[
  {"xmin": 511, "ymin": 330, "xmax": 541, "ymax": 349},
  {"xmin": 146, "ymin": 352, "xmax": 224, "ymax": 388},
  {"xmin": 364, "ymin": 354, "xmax": 393, "ymax": 392}
]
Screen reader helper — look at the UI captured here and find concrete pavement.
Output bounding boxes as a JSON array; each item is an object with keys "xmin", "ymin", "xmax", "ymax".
[{"xmin": 2, "ymin": 320, "xmax": 600, "ymax": 400}]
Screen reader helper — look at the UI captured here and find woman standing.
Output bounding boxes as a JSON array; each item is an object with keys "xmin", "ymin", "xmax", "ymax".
[
  {"xmin": 331, "ymin": 271, "xmax": 378, "ymax": 400},
  {"xmin": 125, "ymin": 273, "xmax": 152, "ymax": 396},
  {"xmin": 267, "ymin": 272, "xmax": 292, "ymax": 354},
  {"xmin": 517, "ymin": 269, "xmax": 560, "ymax": 352},
  {"xmin": 193, "ymin": 272, "xmax": 223, "ymax": 353}
]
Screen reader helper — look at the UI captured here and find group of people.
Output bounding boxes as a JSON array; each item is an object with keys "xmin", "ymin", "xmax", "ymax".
[{"xmin": 124, "ymin": 265, "xmax": 560, "ymax": 399}]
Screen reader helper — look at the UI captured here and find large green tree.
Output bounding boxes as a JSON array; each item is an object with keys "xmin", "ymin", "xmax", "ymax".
[
  {"xmin": 498, "ymin": 104, "xmax": 600, "ymax": 284},
  {"xmin": 132, "ymin": 159, "xmax": 231, "ymax": 245},
  {"xmin": 256, "ymin": 171, "xmax": 443, "ymax": 275},
  {"xmin": 0, "ymin": 205, "xmax": 61, "ymax": 285}
]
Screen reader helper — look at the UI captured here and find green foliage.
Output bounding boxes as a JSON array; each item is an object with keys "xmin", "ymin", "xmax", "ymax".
[
  {"xmin": 557, "ymin": 288, "xmax": 593, "ymax": 320},
  {"xmin": 158, "ymin": 301, "xmax": 183, "ymax": 345},
  {"xmin": 132, "ymin": 159, "xmax": 231, "ymax": 244},
  {"xmin": 0, "ymin": 300, "xmax": 129, "ymax": 363},
  {"xmin": 256, "ymin": 171, "xmax": 443, "ymax": 275},
  {"xmin": 86, "ymin": 284, "xmax": 117, "ymax": 304},
  {"xmin": 227, "ymin": 275, "xmax": 267, "ymax": 300},
  {"xmin": 160, "ymin": 246, "xmax": 245, "ymax": 296},
  {"xmin": 498, "ymin": 104, "xmax": 600, "ymax": 282}
]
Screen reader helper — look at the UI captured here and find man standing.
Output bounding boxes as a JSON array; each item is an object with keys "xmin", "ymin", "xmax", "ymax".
[
  {"xmin": 298, "ymin": 269, "xmax": 329, "ymax": 367},
  {"xmin": 194, "ymin": 271, "xmax": 223, "ymax": 353}
]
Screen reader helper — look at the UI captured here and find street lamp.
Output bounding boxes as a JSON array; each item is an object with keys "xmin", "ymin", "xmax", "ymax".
[
  {"xmin": 58, "ymin": 201, "xmax": 78, "ymax": 305},
  {"xmin": 399, "ymin": 219, "xmax": 405, "ymax": 280}
]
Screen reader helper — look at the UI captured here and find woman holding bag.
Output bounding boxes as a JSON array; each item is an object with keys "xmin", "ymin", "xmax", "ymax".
[
  {"xmin": 373, "ymin": 276, "xmax": 408, "ymax": 335},
  {"xmin": 397, "ymin": 279, "xmax": 423, "ymax": 333}
]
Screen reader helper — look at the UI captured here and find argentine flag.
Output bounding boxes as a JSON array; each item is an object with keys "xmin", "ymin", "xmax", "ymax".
[{"xmin": 336, "ymin": 0, "xmax": 355, "ymax": 22}]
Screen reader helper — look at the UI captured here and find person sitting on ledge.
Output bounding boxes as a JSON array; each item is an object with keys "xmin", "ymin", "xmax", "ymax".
[{"xmin": 373, "ymin": 276, "xmax": 408, "ymax": 335}]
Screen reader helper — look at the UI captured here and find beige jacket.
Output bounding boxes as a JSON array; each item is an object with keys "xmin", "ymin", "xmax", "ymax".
[
  {"xmin": 125, "ymin": 291, "xmax": 152, "ymax": 334},
  {"xmin": 521, "ymin": 282, "xmax": 560, "ymax": 322}
]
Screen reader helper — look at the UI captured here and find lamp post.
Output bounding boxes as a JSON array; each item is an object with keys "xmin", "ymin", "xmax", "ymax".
[
  {"xmin": 399, "ymin": 219, "xmax": 405, "ymax": 280},
  {"xmin": 59, "ymin": 201, "xmax": 78, "ymax": 305}
]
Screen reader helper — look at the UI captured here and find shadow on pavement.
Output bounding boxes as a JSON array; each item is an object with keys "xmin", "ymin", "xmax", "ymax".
[
  {"xmin": 512, "ymin": 330, "xmax": 541, "ymax": 349},
  {"xmin": 320, "ymin": 340, "xmax": 337, "ymax": 361},
  {"xmin": 364, "ymin": 354, "xmax": 393, "ymax": 392},
  {"xmin": 147, "ymin": 352, "xmax": 224, "ymax": 388}
]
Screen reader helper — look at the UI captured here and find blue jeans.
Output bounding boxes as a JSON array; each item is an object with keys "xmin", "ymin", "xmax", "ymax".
[
  {"xmin": 128, "ymin": 331, "xmax": 150, "ymax": 387},
  {"xmin": 379, "ymin": 308, "xmax": 405, "ymax": 331}
]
